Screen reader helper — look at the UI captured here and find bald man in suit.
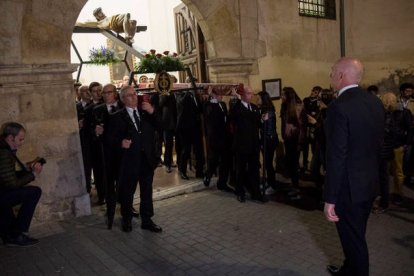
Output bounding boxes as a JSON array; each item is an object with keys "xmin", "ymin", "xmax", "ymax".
[{"xmin": 324, "ymin": 58, "xmax": 384, "ymax": 275}]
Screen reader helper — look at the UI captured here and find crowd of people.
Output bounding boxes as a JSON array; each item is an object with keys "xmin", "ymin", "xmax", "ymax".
[
  {"xmin": 74, "ymin": 73, "xmax": 414, "ymax": 216},
  {"xmin": 2, "ymin": 58, "xmax": 413, "ymax": 276}
]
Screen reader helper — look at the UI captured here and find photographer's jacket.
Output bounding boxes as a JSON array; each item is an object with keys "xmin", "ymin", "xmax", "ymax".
[{"xmin": 0, "ymin": 139, "xmax": 34, "ymax": 190}]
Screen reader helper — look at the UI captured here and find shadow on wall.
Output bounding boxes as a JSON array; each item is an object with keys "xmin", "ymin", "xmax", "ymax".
[{"xmin": 374, "ymin": 67, "xmax": 414, "ymax": 94}]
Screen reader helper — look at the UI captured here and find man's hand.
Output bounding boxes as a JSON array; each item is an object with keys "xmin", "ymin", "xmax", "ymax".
[
  {"xmin": 122, "ymin": 139, "xmax": 132, "ymax": 149},
  {"xmin": 262, "ymin": 112, "xmax": 269, "ymax": 121},
  {"xmin": 95, "ymin": 124, "xmax": 104, "ymax": 136},
  {"xmin": 324, "ymin": 202, "xmax": 339, "ymax": 222},
  {"xmin": 31, "ymin": 162, "xmax": 43, "ymax": 174},
  {"xmin": 78, "ymin": 119, "xmax": 84, "ymax": 129},
  {"xmin": 141, "ymin": 102, "xmax": 154, "ymax": 114},
  {"xmin": 307, "ymin": 114, "xmax": 317, "ymax": 125}
]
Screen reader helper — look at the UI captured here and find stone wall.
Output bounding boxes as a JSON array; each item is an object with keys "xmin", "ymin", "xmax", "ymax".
[{"xmin": 0, "ymin": 64, "xmax": 91, "ymax": 220}]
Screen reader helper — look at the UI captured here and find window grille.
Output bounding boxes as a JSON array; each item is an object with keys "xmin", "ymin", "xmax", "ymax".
[{"xmin": 298, "ymin": 0, "xmax": 336, "ymax": 20}]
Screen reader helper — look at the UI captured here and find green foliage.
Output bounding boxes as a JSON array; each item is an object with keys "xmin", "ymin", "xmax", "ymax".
[{"xmin": 136, "ymin": 50, "xmax": 184, "ymax": 73}]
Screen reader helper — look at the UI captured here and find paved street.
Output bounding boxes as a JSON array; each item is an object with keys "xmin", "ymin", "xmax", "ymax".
[{"xmin": 1, "ymin": 183, "xmax": 414, "ymax": 275}]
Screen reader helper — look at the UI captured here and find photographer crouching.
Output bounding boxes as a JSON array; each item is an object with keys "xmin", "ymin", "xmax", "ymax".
[{"xmin": 0, "ymin": 122, "xmax": 44, "ymax": 247}]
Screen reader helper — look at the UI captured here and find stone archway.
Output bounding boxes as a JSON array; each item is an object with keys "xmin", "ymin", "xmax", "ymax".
[
  {"xmin": 181, "ymin": 0, "xmax": 265, "ymax": 84},
  {"xmin": 0, "ymin": 0, "xmax": 264, "ymax": 221}
]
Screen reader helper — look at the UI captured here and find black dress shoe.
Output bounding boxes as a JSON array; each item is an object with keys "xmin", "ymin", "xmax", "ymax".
[
  {"xmin": 252, "ymin": 195, "xmax": 268, "ymax": 203},
  {"xmin": 218, "ymin": 186, "xmax": 234, "ymax": 193},
  {"xmin": 180, "ymin": 172, "xmax": 189, "ymax": 180},
  {"xmin": 122, "ymin": 220, "xmax": 132, "ymax": 233},
  {"xmin": 237, "ymin": 195, "xmax": 246, "ymax": 203},
  {"xmin": 4, "ymin": 234, "xmax": 39, "ymax": 247},
  {"xmin": 327, "ymin": 265, "xmax": 342, "ymax": 275},
  {"xmin": 97, "ymin": 199, "xmax": 106, "ymax": 206},
  {"xmin": 141, "ymin": 223, "xmax": 163, "ymax": 233},
  {"xmin": 105, "ymin": 215, "xmax": 114, "ymax": 230},
  {"xmin": 195, "ymin": 172, "xmax": 204, "ymax": 178},
  {"xmin": 203, "ymin": 176, "xmax": 211, "ymax": 187}
]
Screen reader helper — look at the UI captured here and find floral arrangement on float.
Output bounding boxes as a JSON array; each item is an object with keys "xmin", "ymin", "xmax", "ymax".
[
  {"xmin": 88, "ymin": 46, "xmax": 120, "ymax": 65},
  {"xmin": 135, "ymin": 49, "xmax": 184, "ymax": 73}
]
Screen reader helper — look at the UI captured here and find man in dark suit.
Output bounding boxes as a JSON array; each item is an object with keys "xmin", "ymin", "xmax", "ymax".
[
  {"xmin": 91, "ymin": 83, "xmax": 127, "ymax": 228},
  {"xmin": 175, "ymin": 91, "xmax": 205, "ymax": 179},
  {"xmin": 159, "ymin": 93, "xmax": 178, "ymax": 173},
  {"xmin": 91, "ymin": 83, "xmax": 124, "ymax": 207},
  {"xmin": 229, "ymin": 86, "xmax": 265, "ymax": 203},
  {"xmin": 324, "ymin": 58, "xmax": 384, "ymax": 276},
  {"xmin": 106, "ymin": 86, "xmax": 161, "ymax": 233},
  {"xmin": 203, "ymin": 87, "xmax": 232, "ymax": 191},
  {"xmin": 83, "ymin": 82, "xmax": 104, "ymax": 204}
]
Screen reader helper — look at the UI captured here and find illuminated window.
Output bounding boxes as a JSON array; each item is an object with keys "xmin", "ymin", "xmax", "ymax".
[{"xmin": 298, "ymin": 0, "xmax": 336, "ymax": 20}]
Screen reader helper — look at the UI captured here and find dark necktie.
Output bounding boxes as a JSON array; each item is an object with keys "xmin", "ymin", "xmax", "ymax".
[
  {"xmin": 110, "ymin": 105, "xmax": 116, "ymax": 113},
  {"xmin": 133, "ymin": 109, "xmax": 141, "ymax": 132},
  {"xmin": 248, "ymin": 104, "xmax": 252, "ymax": 111},
  {"xmin": 218, "ymin": 103, "xmax": 226, "ymax": 122}
]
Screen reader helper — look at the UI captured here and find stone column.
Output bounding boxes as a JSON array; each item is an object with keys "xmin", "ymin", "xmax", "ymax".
[{"xmin": 0, "ymin": 63, "xmax": 91, "ymax": 221}]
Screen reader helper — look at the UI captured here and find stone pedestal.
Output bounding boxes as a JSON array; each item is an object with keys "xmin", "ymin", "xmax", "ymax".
[{"xmin": 0, "ymin": 63, "xmax": 91, "ymax": 221}]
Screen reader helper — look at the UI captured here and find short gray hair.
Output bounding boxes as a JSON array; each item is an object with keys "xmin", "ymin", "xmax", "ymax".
[
  {"xmin": 119, "ymin": 85, "xmax": 134, "ymax": 100},
  {"xmin": 1, "ymin": 122, "xmax": 25, "ymax": 139}
]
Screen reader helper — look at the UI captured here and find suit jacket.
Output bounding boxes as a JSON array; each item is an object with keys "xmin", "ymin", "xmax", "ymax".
[
  {"xmin": 83, "ymin": 100, "xmax": 103, "ymax": 139},
  {"xmin": 176, "ymin": 92, "xmax": 202, "ymax": 130},
  {"xmin": 324, "ymin": 87, "xmax": 384, "ymax": 204},
  {"xmin": 76, "ymin": 101, "xmax": 89, "ymax": 121},
  {"xmin": 159, "ymin": 93, "xmax": 177, "ymax": 131},
  {"xmin": 204, "ymin": 101, "xmax": 228, "ymax": 150},
  {"xmin": 105, "ymin": 108, "xmax": 158, "ymax": 172},
  {"xmin": 0, "ymin": 139, "xmax": 35, "ymax": 191},
  {"xmin": 91, "ymin": 101, "xmax": 124, "ymax": 137},
  {"xmin": 229, "ymin": 100, "xmax": 261, "ymax": 154},
  {"xmin": 76, "ymin": 101, "xmax": 92, "ymax": 141}
]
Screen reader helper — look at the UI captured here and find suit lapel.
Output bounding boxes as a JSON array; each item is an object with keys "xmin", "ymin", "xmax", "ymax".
[{"xmin": 121, "ymin": 108, "xmax": 140, "ymax": 135}]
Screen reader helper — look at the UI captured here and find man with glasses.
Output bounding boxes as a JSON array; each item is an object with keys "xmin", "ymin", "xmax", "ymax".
[
  {"xmin": 91, "ymin": 84, "xmax": 125, "ymax": 226},
  {"xmin": 106, "ymin": 86, "xmax": 162, "ymax": 233}
]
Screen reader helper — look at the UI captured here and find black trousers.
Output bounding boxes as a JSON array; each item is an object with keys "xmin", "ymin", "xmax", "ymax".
[
  {"xmin": 118, "ymin": 156, "xmax": 154, "ymax": 224},
  {"xmin": 91, "ymin": 140, "xmax": 105, "ymax": 201},
  {"xmin": 80, "ymin": 133, "xmax": 92, "ymax": 193},
  {"xmin": 0, "ymin": 186, "xmax": 42, "ymax": 237},
  {"xmin": 177, "ymin": 127, "xmax": 204, "ymax": 175},
  {"xmin": 284, "ymin": 140, "xmax": 300, "ymax": 187},
  {"xmin": 155, "ymin": 129, "xmax": 163, "ymax": 164},
  {"xmin": 206, "ymin": 146, "xmax": 231, "ymax": 188},
  {"xmin": 335, "ymin": 196, "xmax": 372, "ymax": 276},
  {"xmin": 234, "ymin": 151, "xmax": 261, "ymax": 198},
  {"xmin": 262, "ymin": 137, "xmax": 278, "ymax": 186},
  {"xmin": 163, "ymin": 129, "xmax": 175, "ymax": 167},
  {"xmin": 378, "ymin": 159, "xmax": 391, "ymax": 209}
]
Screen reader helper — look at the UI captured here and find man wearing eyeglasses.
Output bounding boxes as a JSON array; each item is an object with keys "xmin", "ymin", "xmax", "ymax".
[
  {"xmin": 105, "ymin": 86, "xmax": 162, "ymax": 233},
  {"xmin": 91, "ymin": 84, "xmax": 123, "ymax": 207}
]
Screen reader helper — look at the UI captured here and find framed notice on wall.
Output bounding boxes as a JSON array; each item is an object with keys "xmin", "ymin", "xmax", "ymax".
[{"xmin": 262, "ymin": 79, "xmax": 282, "ymax": 100}]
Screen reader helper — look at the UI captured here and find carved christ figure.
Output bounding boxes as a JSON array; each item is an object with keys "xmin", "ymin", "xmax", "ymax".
[{"xmin": 75, "ymin": 7, "xmax": 137, "ymax": 44}]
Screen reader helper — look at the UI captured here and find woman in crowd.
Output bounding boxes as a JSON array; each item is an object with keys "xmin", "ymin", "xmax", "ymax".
[
  {"xmin": 374, "ymin": 92, "xmax": 398, "ymax": 213},
  {"xmin": 257, "ymin": 91, "xmax": 279, "ymax": 190},
  {"xmin": 280, "ymin": 87, "xmax": 306, "ymax": 200},
  {"xmin": 393, "ymin": 92, "xmax": 413, "ymax": 206}
]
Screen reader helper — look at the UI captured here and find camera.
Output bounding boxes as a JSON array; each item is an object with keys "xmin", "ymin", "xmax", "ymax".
[{"xmin": 35, "ymin": 157, "xmax": 46, "ymax": 165}]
